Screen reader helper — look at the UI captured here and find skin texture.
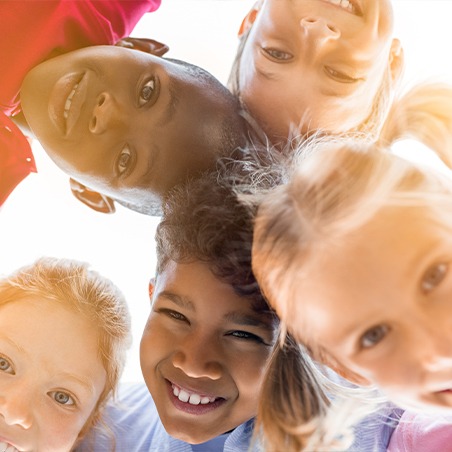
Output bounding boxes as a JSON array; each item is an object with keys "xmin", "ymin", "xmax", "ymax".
[
  {"xmin": 20, "ymin": 46, "xmax": 246, "ymax": 208},
  {"xmin": 275, "ymin": 207, "xmax": 452, "ymax": 412},
  {"xmin": 239, "ymin": 0, "xmax": 402, "ymax": 141},
  {"xmin": 0, "ymin": 297, "xmax": 106, "ymax": 452},
  {"xmin": 140, "ymin": 260, "xmax": 277, "ymax": 444}
]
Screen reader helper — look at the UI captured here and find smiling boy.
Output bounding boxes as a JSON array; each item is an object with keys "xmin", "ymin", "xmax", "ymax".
[
  {"xmin": 20, "ymin": 46, "xmax": 251, "ymax": 215},
  {"xmin": 76, "ymin": 172, "xmax": 278, "ymax": 451}
]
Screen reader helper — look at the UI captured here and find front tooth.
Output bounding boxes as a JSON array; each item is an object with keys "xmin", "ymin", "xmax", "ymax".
[
  {"xmin": 200, "ymin": 397, "xmax": 210, "ymax": 404},
  {"xmin": 5, "ymin": 446, "xmax": 16, "ymax": 452},
  {"xmin": 172, "ymin": 385, "xmax": 180, "ymax": 397},
  {"xmin": 330, "ymin": 0, "xmax": 341, "ymax": 4},
  {"xmin": 178, "ymin": 389, "xmax": 190, "ymax": 402},
  {"xmin": 189, "ymin": 394, "xmax": 201, "ymax": 405}
]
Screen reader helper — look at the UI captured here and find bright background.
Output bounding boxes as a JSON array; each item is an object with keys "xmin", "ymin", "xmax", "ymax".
[{"xmin": 0, "ymin": 0, "xmax": 451, "ymax": 382}]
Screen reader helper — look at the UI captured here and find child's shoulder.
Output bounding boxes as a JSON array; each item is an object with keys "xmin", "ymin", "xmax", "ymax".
[{"xmin": 387, "ymin": 410, "xmax": 452, "ymax": 452}]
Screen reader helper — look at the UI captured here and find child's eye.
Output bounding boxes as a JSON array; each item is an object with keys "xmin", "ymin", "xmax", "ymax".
[
  {"xmin": 229, "ymin": 330, "xmax": 264, "ymax": 344},
  {"xmin": 262, "ymin": 47, "xmax": 293, "ymax": 61},
  {"xmin": 0, "ymin": 356, "xmax": 14, "ymax": 375},
  {"xmin": 139, "ymin": 79, "xmax": 155, "ymax": 107},
  {"xmin": 324, "ymin": 66, "xmax": 360, "ymax": 84},
  {"xmin": 421, "ymin": 263, "xmax": 448, "ymax": 293},
  {"xmin": 158, "ymin": 308, "xmax": 189, "ymax": 323},
  {"xmin": 359, "ymin": 325, "xmax": 389, "ymax": 349},
  {"xmin": 49, "ymin": 390, "xmax": 75, "ymax": 406},
  {"xmin": 116, "ymin": 145, "xmax": 133, "ymax": 176}
]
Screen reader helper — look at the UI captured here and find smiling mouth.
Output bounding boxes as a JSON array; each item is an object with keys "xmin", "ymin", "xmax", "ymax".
[
  {"xmin": 323, "ymin": 0, "xmax": 361, "ymax": 16},
  {"xmin": 171, "ymin": 383, "xmax": 220, "ymax": 406},
  {"xmin": 0, "ymin": 440, "xmax": 20, "ymax": 452}
]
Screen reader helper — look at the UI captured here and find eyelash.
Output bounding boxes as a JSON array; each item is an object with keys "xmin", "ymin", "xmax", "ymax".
[
  {"xmin": 262, "ymin": 47, "xmax": 293, "ymax": 62},
  {"xmin": 139, "ymin": 78, "xmax": 156, "ymax": 107},
  {"xmin": 421, "ymin": 262, "xmax": 448, "ymax": 293},
  {"xmin": 359, "ymin": 325, "xmax": 389, "ymax": 349},
  {"xmin": 0, "ymin": 355, "xmax": 14, "ymax": 375},
  {"xmin": 324, "ymin": 66, "xmax": 360, "ymax": 83},
  {"xmin": 48, "ymin": 390, "xmax": 76, "ymax": 407},
  {"xmin": 228, "ymin": 330, "xmax": 265, "ymax": 344},
  {"xmin": 159, "ymin": 308, "xmax": 189, "ymax": 323}
]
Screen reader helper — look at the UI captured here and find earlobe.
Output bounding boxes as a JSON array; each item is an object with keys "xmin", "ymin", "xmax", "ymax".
[
  {"xmin": 389, "ymin": 38, "xmax": 404, "ymax": 85},
  {"xmin": 69, "ymin": 178, "xmax": 116, "ymax": 214}
]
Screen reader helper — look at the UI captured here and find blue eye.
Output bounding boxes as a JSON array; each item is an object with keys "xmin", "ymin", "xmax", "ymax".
[
  {"xmin": 421, "ymin": 263, "xmax": 448, "ymax": 293},
  {"xmin": 139, "ymin": 79, "xmax": 155, "ymax": 107},
  {"xmin": 117, "ymin": 146, "xmax": 132, "ymax": 176},
  {"xmin": 0, "ymin": 356, "xmax": 13, "ymax": 374},
  {"xmin": 359, "ymin": 325, "xmax": 389, "ymax": 349},
  {"xmin": 49, "ymin": 391, "xmax": 75, "ymax": 406},
  {"xmin": 262, "ymin": 47, "xmax": 293, "ymax": 61}
]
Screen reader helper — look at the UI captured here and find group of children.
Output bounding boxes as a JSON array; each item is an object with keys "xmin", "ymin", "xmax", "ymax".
[{"xmin": 3, "ymin": 0, "xmax": 452, "ymax": 450}]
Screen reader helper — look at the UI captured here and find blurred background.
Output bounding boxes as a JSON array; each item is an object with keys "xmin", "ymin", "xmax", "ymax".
[{"xmin": 0, "ymin": 0, "xmax": 451, "ymax": 382}]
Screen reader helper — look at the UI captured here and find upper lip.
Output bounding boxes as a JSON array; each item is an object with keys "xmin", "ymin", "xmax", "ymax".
[{"xmin": 48, "ymin": 71, "xmax": 87, "ymax": 136}]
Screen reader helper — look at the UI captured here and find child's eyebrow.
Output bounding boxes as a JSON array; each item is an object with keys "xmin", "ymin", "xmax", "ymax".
[
  {"xmin": 158, "ymin": 291, "xmax": 195, "ymax": 311},
  {"xmin": 0, "ymin": 335, "xmax": 27, "ymax": 355},
  {"xmin": 224, "ymin": 311, "xmax": 272, "ymax": 329},
  {"xmin": 58, "ymin": 372, "xmax": 97, "ymax": 395}
]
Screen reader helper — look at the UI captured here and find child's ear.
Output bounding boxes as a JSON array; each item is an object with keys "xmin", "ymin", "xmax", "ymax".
[
  {"xmin": 238, "ymin": 2, "xmax": 261, "ymax": 37},
  {"xmin": 148, "ymin": 278, "xmax": 156, "ymax": 301},
  {"xmin": 320, "ymin": 351, "xmax": 372, "ymax": 387},
  {"xmin": 69, "ymin": 178, "xmax": 116, "ymax": 214},
  {"xmin": 116, "ymin": 37, "xmax": 169, "ymax": 57},
  {"xmin": 389, "ymin": 38, "xmax": 404, "ymax": 85}
]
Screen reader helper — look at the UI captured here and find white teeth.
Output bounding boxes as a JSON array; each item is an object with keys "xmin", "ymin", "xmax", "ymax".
[
  {"xmin": 0, "ymin": 443, "xmax": 18, "ymax": 452},
  {"xmin": 178, "ymin": 389, "xmax": 190, "ymax": 403},
  {"xmin": 188, "ymin": 394, "xmax": 201, "ymax": 405},
  {"xmin": 326, "ymin": 0, "xmax": 354, "ymax": 13},
  {"xmin": 63, "ymin": 83, "xmax": 78, "ymax": 119},
  {"xmin": 172, "ymin": 384, "xmax": 217, "ymax": 405}
]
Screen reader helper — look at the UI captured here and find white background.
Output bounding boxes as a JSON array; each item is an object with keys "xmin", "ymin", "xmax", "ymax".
[{"xmin": 0, "ymin": 0, "xmax": 451, "ymax": 382}]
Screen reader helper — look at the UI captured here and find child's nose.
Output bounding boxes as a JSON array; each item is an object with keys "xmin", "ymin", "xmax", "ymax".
[
  {"xmin": 299, "ymin": 17, "xmax": 340, "ymax": 54},
  {"xmin": 0, "ymin": 390, "xmax": 33, "ymax": 429},
  {"xmin": 89, "ymin": 92, "xmax": 120, "ymax": 134},
  {"xmin": 172, "ymin": 337, "xmax": 223, "ymax": 380}
]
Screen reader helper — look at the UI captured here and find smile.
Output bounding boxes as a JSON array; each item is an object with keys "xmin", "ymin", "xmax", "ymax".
[
  {"xmin": 0, "ymin": 440, "xmax": 20, "ymax": 452},
  {"xmin": 172, "ymin": 383, "xmax": 218, "ymax": 405},
  {"xmin": 323, "ymin": 0, "xmax": 360, "ymax": 15}
]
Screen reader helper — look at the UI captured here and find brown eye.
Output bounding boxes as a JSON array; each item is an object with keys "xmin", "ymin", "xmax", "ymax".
[
  {"xmin": 117, "ymin": 146, "xmax": 131, "ymax": 176},
  {"xmin": 421, "ymin": 263, "xmax": 448, "ymax": 293},
  {"xmin": 324, "ymin": 66, "xmax": 360, "ymax": 83},
  {"xmin": 139, "ymin": 79, "xmax": 155, "ymax": 106}
]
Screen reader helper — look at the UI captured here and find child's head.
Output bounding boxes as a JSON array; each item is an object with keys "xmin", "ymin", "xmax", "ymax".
[
  {"xmin": 139, "ymin": 173, "xmax": 279, "ymax": 444},
  {"xmin": 0, "ymin": 257, "xmax": 131, "ymax": 451},
  {"xmin": 229, "ymin": 0, "xmax": 404, "ymax": 143},
  {"xmin": 252, "ymin": 135, "xmax": 452, "ymax": 412},
  {"xmin": 20, "ymin": 45, "xmax": 249, "ymax": 215}
]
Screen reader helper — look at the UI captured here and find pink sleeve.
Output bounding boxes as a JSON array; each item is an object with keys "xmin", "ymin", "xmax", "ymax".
[{"xmin": 387, "ymin": 411, "xmax": 452, "ymax": 451}]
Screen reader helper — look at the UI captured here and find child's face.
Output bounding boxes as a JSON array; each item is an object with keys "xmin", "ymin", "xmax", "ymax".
[
  {"xmin": 0, "ymin": 297, "xmax": 106, "ymax": 452},
  {"xmin": 140, "ymin": 260, "xmax": 277, "ymax": 444},
  {"xmin": 20, "ymin": 46, "xmax": 245, "ymax": 206},
  {"xmin": 275, "ymin": 206, "xmax": 452, "ymax": 412},
  {"xmin": 239, "ymin": 0, "xmax": 400, "ymax": 140}
]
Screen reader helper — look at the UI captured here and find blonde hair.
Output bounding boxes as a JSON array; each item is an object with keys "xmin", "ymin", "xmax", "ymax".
[
  {"xmin": 228, "ymin": 13, "xmax": 399, "ymax": 142},
  {"xmin": 0, "ymin": 257, "xmax": 131, "ymax": 441},
  {"xmin": 251, "ymin": 81, "xmax": 452, "ymax": 450}
]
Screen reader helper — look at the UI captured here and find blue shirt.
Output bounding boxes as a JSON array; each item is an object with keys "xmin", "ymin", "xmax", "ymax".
[{"xmin": 76, "ymin": 382, "xmax": 399, "ymax": 452}]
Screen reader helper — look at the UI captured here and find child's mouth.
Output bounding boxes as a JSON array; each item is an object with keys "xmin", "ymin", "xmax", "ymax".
[{"xmin": 167, "ymin": 381, "xmax": 226, "ymax": 415}]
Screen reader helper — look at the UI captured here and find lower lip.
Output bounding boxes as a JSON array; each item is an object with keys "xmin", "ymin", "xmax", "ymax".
[
  {"xmin": 48, "ymin": 71, "xmax": 85, "ymax": 135},
  {"xmin": 166, "ymin": 381, "xmax": 226, "ymax": 415}
]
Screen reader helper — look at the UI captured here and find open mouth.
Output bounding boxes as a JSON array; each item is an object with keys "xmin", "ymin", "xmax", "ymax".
[
  {"xmin": 323, "ymin": 0, "xmax": 361, "ymax": 16},
  {"xmin": 166, "ymin": 380, "xmax": 226, "ymax": 415},
  {"xmin": 0, "ymin": 440, "xmax": 20, "ymax": 452}
]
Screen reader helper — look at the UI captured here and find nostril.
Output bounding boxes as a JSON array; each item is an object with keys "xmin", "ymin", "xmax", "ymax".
[
  {"xmin": 327, "ymin": 24, "xmax": 339, "ymax": 33},
  {"xmin": 98, "ymin": 94, "xmax": 106, "ymax": 107}
]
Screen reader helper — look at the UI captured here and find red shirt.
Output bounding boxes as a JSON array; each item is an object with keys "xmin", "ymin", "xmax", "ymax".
[{"xmin": 0, "ymin": 0, "xmax": 161, "ymax": 206}]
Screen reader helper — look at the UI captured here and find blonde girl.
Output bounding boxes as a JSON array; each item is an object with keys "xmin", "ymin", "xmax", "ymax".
[
  {"xmin": 250, "ymin": 81, "xmax": 452, "ymax": 450},
  {"xmin": 0, "ymin": 257, "xmax": 131, "ymax": 451}
]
